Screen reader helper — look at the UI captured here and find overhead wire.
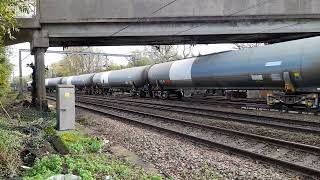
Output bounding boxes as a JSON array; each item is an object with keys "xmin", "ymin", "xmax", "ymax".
[
  {"xmin": 173, "ymin": 0, "xmax": 275, "ymax": 35},
  {"xmin": 110, "ymin": 0, "xmax": 178, "ymax": 36},
  {"xmin": 109, "ymin": 0, "xmax": 309, "ymax": 41}
]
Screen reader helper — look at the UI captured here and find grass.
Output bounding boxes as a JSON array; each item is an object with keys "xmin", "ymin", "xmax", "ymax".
[{"xmin": 24, "ymin": 130, "xmax": 164, "ymax": 180}]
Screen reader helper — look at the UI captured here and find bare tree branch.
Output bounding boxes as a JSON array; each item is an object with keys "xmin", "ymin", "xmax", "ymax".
[{"xmin": 233, "ymin": 43, "xmax": 265, "ymax": 50}]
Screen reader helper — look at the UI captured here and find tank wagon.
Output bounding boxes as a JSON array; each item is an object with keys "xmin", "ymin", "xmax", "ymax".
[
  {"xmin": 44, "ymin": 37, "xmax": 320, "ymax": 110},
  {"xmin": 70, "ymin": 73, "xmax": 95, "ymax": 94},
  {"xmin": 45, "ymin": 77, "xmax": 63, "ymax": 93},
  {"xmin": 107, "ymin": 66, "xmax": 151, "ymax": 97}
]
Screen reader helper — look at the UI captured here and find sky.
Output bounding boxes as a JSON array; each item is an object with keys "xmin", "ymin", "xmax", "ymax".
[{"xmin": 8, "ymin": 43, "xmax": 235, "ymax": 79}]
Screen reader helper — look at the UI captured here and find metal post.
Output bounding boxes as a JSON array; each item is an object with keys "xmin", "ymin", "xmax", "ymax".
[
  {"xmin": 17, "ymin": 50, "xmax": 24, "ymax": 99},
  {"xmin": 34, "ymin": 48, "xmax": 48, "ymax": 111}
]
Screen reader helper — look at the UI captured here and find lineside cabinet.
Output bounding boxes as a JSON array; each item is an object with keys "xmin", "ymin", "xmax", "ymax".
[{"xmin": 56, "ymin": 85, "xmax": 75, "ymax": 131}]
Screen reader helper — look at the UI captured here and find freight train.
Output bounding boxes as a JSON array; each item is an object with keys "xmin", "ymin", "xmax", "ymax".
[{"xmin": 29, "ymin": 37, "xmax": 320, "ymax": 110}]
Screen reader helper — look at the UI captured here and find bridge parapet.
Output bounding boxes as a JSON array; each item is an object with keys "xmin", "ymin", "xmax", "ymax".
[
  {"xmin": 39, "ymin": 0, "xmax": 320, "ymax": 23},
  {"xmin": 9, "ymin": 0, "xmax": 320, "ymax": 46}
]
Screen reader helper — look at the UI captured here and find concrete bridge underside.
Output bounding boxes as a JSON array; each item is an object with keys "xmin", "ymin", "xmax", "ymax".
[
  {"xmin": 31, "ymin": 20, "xmax": 320, "ymax": 46},
  {"xmin": 8, "ymin": 0, "xmax": 320, "ymax": 110}
]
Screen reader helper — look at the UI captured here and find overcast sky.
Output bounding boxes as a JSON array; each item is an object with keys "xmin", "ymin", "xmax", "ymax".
[{"xmin": 8, "ymin": 43, "xmax": 235, "ymax": 78}]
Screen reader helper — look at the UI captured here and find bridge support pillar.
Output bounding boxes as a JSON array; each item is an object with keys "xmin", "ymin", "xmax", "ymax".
[
  {"xmin": 31, "ymin": 30, "xmax": 49, "ymax": 111},
  {"xmin": 33, "ymin": 48, "xmax": 48, "ymax": 111}
]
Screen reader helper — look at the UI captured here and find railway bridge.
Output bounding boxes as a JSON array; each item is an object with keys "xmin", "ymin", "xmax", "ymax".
[{"xmin": 6, "ymin": 0, "xmax": 320, "ymax": 110}]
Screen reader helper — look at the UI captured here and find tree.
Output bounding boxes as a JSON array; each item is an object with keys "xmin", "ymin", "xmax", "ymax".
[
  {"xmin": 0, "ymin": 48, "xmax": 13, "ymax": 96},
  {"xmin": 50, "ymin": 44, "xmax": 193, "ymax": 76},
  {"xmin": 180, "ymin": 44, "xmax": 194, "ymax": 58},
  {"xmin": 130, "ymin": 45, "xmax": 192, "ymax": 66},
  {"xmin": 129, "ymin": 45, "xmax": 183, "ymax": 66},
  {"xmin": 0, "ymin": 0, "xmax": 30, "ymax": 96},
  {"xmin": 128, "ymin": 49, "xmax": 153, "ymax": 67},
  {"xmin": 233, "ymin": 43, "xmax": 265, "ymax": 50},
  {"xmin": 10, "ymin": 75, "xmax": 31, "ymax": 90},
  {"xmin": 149, "ymin": 45, "xmax": 181, "ymax": 63},
  {"xmin": 49, "ymin": 47, "xmax": 110, "ymax": 77},
  {"xmin": 0, "ymin": 0, "xmax": 30, "ymax": 42}
]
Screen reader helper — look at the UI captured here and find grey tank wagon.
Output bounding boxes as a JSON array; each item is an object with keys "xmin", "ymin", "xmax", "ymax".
[{"xmin": 44, "ymin": 36, "xmax": 320, "ymax": 110}]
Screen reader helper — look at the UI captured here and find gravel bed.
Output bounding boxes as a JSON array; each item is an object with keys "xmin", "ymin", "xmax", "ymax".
[
  {"xmin": 81, "ymin": 98, "xmax": 320, "ymax": 147},
  {"xmin": 75, "ymin": 107, "xmax": 313, "ymax": 179},
  {"xmin": 87, "ymin": 104, "xmax": 320, "ymax": 170}
]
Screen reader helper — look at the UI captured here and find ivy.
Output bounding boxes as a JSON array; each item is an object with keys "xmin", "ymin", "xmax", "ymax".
[
  {"xmin": 0, "ymin": 0, "xmax": 30, "ymax": 97},
  {"xmin": 0, "ymin": 0, "xmax": 30, "ymax": 43}
]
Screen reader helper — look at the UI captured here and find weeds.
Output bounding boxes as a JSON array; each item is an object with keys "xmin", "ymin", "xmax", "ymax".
[
  {"xmin": 24, "ymin": 130, "xmax": 164, "ymax": 180},
  {"xmin": 23, "ymin": 154, "xmax": 64, "ymax": 180},
  {"xmin": 0, "ymin": 124, "xmax": 25, "ymax": 177},
  {"xmin": 191, "ymin": 162, "xmax": 220, "ymax": 180},
  {"xmin": 24, "ymin": 153, "xmax": 163, "ymax": 180},
  {"xmin": 0, "ymin": 94, "xmax": 56, "ymax": 178},
  {"xmin": 59, "ymin": 131, "xmax": 103, "ymax": 154}
]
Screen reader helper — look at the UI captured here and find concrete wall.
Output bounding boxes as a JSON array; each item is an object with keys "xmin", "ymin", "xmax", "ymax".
[{"xmin": 39, "ymin": 0, "xmax": 320, "ymax": 23}]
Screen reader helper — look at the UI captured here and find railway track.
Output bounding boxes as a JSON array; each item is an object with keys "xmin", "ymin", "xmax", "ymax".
[
  {"xmin": 47, "ymin": 95, "xmax": 320, "ymax": 177},
  {"xmin": 179, "ymin": 96, "xmax": 268, "ymax": 108},
  {"xmin": 97, "ymin": 93, "xmax": 315, "ymax": 115},
  {"xmin": 79, "ymin": 95, "xmax": 320, "ymax": 135},
  {"xmin": 175, "ymin": 96, "xmax": 317, "ymax": 115}
]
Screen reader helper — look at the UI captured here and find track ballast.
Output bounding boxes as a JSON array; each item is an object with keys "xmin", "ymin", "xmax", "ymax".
[{"xmin": 47, "ymin": 95, "xmax": 320, "ymax": 177}]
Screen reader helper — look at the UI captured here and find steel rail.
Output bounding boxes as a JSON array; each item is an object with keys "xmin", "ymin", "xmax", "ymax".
[{"xmin": 79, "ymin": 95, "xmax": 320, "ymax": 134}]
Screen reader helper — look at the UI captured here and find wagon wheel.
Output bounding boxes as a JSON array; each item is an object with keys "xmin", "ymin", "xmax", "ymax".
[{"xmin": 160, "ymin": 92, "xmax": 169, "ymax": 100}]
